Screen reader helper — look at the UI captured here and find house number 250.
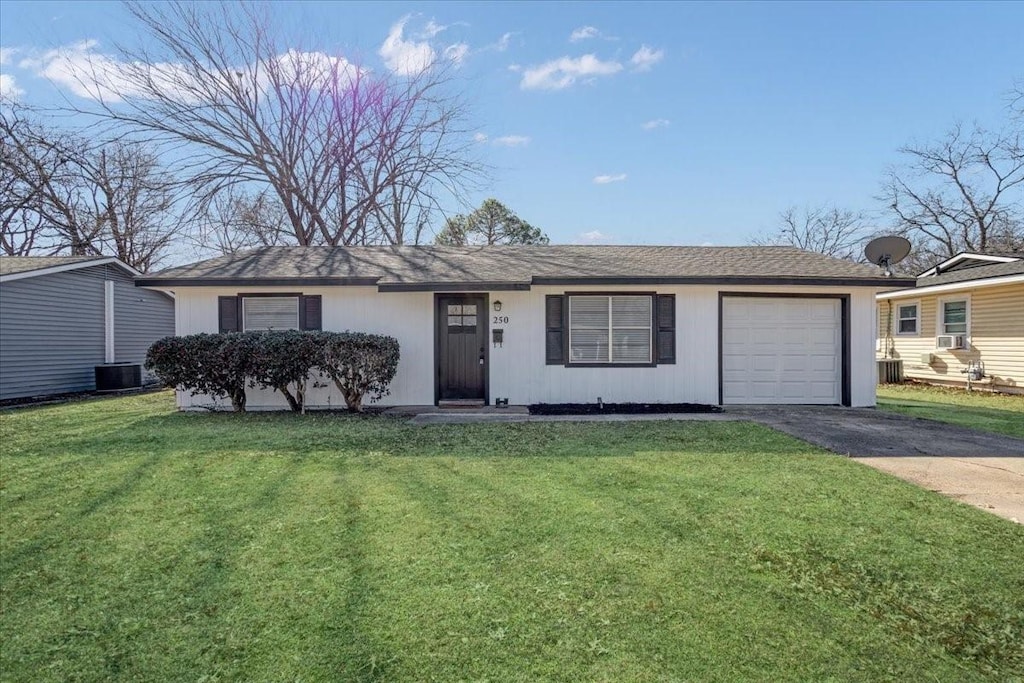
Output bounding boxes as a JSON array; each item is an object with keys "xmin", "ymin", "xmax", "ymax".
[{"xmin": 493, "ymin": 315, "xmax": 509, "ymax": 324}]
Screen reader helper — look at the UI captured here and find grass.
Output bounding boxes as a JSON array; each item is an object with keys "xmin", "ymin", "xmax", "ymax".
[
  {"xmin": 877, "ymin": 382, "xmax": 1024, "ymax": 439},
  {"xmin": 1, "ymin": 392, "xmax": 1022, "ymax": 682}
]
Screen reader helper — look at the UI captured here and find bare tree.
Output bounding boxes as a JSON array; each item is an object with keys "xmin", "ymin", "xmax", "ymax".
[
  {"xmin": 0, "ymin": 107, "xmax": 182, "ymax": 270},
  {"xmin": 752, "ymin": 205, "xmax": 870, "ymax": 261},
  {"xmin": 882, "ymin": 123, "xmax": 1024, "ymax": 271},
  {"xmin": 434, "ymin": 198, "xmax": 549, "ymax": 246},
  {"xmin": 196, "ymin": 187, "xmax": 290, "ymax": 255},
  {"xmin": 64, "ymin": 1, "xmax": 482, "ymax": 249}
]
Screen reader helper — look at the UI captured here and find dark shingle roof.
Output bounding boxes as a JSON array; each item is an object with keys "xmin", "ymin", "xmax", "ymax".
[
  {"xmin": 918, "ymin": 258, "xmax": 1024, "ymax": 287},
  {"xmin": 0, "ymin": 255, "xmax": 108, "ymax": 277},
  {"xmin": 136, "ymin": 245, "xmax": 913, "ymax": 289}
]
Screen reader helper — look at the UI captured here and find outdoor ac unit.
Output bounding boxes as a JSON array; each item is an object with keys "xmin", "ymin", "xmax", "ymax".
[{"xmin": 936, "ymin": 334, "xmax": 966, "ymax": 350}]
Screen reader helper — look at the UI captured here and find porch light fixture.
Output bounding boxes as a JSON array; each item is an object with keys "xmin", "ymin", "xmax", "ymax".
[{"xmin": 493, "ymin": 300, "xmax": 503, "ymax": 312}]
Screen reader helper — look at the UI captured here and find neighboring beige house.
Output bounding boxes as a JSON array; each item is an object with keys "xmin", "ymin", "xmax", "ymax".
[{"xmin": 877, "ymin": 252, "xmax": 1024, "ymax": 394}]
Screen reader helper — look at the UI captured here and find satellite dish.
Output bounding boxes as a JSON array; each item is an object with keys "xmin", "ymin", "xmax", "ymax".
[{"xmin": 864, "ymin": 236, "xmax": 911, "ymax": 276}]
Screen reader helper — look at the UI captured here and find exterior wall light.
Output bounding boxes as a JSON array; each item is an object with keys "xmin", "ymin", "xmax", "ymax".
[{"xmin": 493, "ymin": 300, "xmax": 503, "ymax": 312}]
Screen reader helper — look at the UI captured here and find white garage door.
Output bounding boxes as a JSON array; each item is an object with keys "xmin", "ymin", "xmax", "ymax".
[{"xmin": 722, "ymin": 297, "xmax": 842, "ymax": 404}]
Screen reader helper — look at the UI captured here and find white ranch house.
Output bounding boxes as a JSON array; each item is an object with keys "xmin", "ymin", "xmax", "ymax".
[{"xmin": 136, "ymin": 245, "xmax": 914, "ymax": 410}]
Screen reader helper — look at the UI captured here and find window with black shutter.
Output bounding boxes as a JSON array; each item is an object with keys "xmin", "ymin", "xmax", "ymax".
[{"xmin": 217, "ymin": 294, "xmax": 322, "ymax": 332}]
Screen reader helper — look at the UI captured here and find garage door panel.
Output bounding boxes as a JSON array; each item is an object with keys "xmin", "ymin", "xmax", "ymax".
[{"xmin": 722, "ymin": 297, "xmax": 842, "ymax": 405}]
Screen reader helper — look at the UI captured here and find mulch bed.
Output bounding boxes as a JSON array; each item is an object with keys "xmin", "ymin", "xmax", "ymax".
[{"xmin": 529, "ymin": 402, "xmax": 722, "ymax": 415}]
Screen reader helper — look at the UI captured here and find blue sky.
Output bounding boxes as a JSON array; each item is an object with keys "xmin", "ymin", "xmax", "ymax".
[{"xmin": 1, "ymin": 1, "xmax": 1022, "ymax": 248}]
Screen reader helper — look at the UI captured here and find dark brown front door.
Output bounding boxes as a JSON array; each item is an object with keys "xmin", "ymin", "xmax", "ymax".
[{"xmin": 437, "ymin": 295, "xmax": 487, "ymax": 401}]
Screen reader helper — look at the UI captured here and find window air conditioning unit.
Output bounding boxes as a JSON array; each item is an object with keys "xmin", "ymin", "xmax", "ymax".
[{"xmin": 936, "ymin": 334, "xmax": 966, "ymax": 350}]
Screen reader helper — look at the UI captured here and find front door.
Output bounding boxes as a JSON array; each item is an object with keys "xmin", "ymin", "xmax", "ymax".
[{"xmin": 437, "ymin": 295, "xmax": 487, "ymax": 402}]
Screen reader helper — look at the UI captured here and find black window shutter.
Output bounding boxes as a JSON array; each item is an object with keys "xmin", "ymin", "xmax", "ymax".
[
  {"xmin": 218, "ymin": 296, "xmax": 240, "ymax": 333},
  {"xmin": 545, "ymin": 295, "xmax": 566, "ymax": 365},
  {"xmin": 655, "ymin": 294, "xmax": 676, "ymax": 364},
  {"xmin": 300, "ymin": 295, "xmax": 322, "ymax": 331}
]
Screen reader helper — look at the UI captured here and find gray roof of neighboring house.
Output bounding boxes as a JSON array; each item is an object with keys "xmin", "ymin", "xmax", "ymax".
[
  {"xmin": 0, "ymin": 255, "xmax": 111, "ymax": 277},
  {"xmin": 135, "ymin": 245, "xmax": 913, "ymax": 290},
  {"xmin": 918, "ymin": 259, "xmax": 1024, "ymax": 287}
]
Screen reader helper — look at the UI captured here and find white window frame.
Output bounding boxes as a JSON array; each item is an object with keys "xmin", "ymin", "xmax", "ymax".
[
  {"xmin": 893, "ymin": 300, "xmax": 920, "ymax": 336},
  {"xmin": 242, "ymin": 296, "xmax": 300, "ymax": 332},
  {"xmin": 567, "ymin": 294, "xmax": 653, "ymax": 365},
  {"xmin": 937, "ymin": 295, "xmax": 970, "ymax": 341}
]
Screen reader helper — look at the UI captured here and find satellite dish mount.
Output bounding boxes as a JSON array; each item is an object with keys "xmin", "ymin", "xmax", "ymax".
[{"xmin": 864, "ymin": 236, "xmax": 912, "ymax": 277}]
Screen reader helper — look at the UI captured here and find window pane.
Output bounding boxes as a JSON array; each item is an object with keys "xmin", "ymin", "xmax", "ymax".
[
  {"xmin": 898, "ymin": 319, "xmax": 917, "ymax": 333},
  {"xmin": 462, "ymin": 304, "xmax": 477, "ymax": 315},
  {"xmin": 243, "ymin": 297, "xmax": 299, "ymax": 331},
  {"xmin": 461, "ymin": 316, "xmax": 477, "ymax": 328},
  {"xmin": 447, "ymin": 304, "xmax": 462, "ymax": 315},
  {"xmin": 611, "ymin": 296, "xmax": 652, "ymax": 327},
  {"xmin": 898, "ymin": 304, "xmax": 917, "ymax": 319},
  {"xmin": 943, "ymin": 301, "xmax": 967, "ymax": 334},
  {"xmin": 570, "ymin": 329, "xmax": 608, "ymax": 362},
  {"xmin": 612, "ymin": 329, "xmax": 651, "ymax": 363},
  {"xmin": 447, "ymin": 315, "xmax": 462, "ymax": 327},
  {"xmin": 570, "ymin": 296, "xmax": 609, "ymax": 328}
]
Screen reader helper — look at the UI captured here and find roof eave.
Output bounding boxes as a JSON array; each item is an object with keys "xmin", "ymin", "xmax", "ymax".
[
  {"xmin": 876, "ymin": 272, "xmax": 1024, "ymax": 299},
  {"xmin": 0, "ymin": 257, "xmax": 138, "ymax": 283}
]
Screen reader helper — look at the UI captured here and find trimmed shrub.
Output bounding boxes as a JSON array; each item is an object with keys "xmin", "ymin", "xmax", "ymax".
[
  {"xmin": 246, "ymin": 330, "xmax": 322, "ymax": 413},
  {"xmin": 145, "ymin": 333, "xmax": 251, "ymax": 411},
  {"xmin": 146, "ymin": 330, "xmax": 401, "ymax": 413},
  {"xmin": 317, "ymin": 332, "xmax": 401, "ymax": 412}
]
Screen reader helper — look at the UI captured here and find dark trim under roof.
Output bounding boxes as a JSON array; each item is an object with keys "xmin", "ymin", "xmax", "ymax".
[{"xmin": 134, "ymin": 276, "xmax": 381, "ymax": 288}]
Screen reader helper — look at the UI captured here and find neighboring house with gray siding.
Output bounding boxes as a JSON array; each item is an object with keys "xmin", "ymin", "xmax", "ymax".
[{"xmin": 0, "ymin": 256, "xmax": 175, "ymax": 401}]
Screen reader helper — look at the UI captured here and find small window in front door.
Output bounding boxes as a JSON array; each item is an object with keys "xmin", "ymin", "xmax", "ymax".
[{"xmin": 447, "ymin": 304, "xmax": 478, "ymax": 331}]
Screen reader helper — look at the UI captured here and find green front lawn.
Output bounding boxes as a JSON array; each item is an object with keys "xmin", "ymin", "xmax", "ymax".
[
  {"xmin": 877, "ymin": 383, "xmax": 1024, "ymax": 439},
  {"xmin": 1, "ymin": 392, "xmax": 1022, "ymax": 682}
]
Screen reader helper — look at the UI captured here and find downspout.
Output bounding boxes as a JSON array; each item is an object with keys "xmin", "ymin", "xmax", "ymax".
[
  {"xmin": 104, "ymin": 278, "xmax": 115, "ymax": 364},
  {"xmin": 884, "ymin": 300, "xmax": 894, "ymax": 359}
]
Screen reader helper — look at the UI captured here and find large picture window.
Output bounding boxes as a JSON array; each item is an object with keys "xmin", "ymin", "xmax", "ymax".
[
  {"xmin": 568, "ymin": 295, "xmax": 652, "ymax": 364},
  {"xmin": 242, "ymin": 296, "xmax": 300, "ymax": 331}
]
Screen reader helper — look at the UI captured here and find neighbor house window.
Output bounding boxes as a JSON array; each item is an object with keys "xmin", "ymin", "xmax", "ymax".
[
  {"xmin": 895, "ymin": 302, "xmax": 919, "ymax": 335},
  {"xmin": 242, "ymin": 296, "xmax": 300, "ymax": 331},
  {"xmin": 940, "ymin": 299, "xmax": 968, "ymax": 335},
  {"xmin": 568, "ymin": 295, "xmax": 652, "ymax": 364}
]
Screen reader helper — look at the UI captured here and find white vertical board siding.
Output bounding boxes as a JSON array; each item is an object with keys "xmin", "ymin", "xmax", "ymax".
[
  {"xmin": 172, "ymin": 286, "xmax": 434, "ymax": 409},
  {"xmin": 165, "ymin": 283, "xmax": 882, "ymax": 409}
]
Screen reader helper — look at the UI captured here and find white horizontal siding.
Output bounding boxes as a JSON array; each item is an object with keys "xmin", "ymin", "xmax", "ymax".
[{"xmin": 166, "ymin": 283, "xmax": 881, "ymax": 409}]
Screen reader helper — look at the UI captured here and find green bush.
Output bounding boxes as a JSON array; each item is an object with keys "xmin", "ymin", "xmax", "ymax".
[
  {"xmin": 317, "ymin": 332, "xmax": 401, "ymax": 412},
  {"xmin": 145, "ymin": 333, "xmax": 251, "ymax": 411},
  {"xmin": 247, "ymin": 331, "xmax": 322, "ymax": 413},
  {"xmin": 145, "ymin": 331, "xmax": 401, "ymax": 413}
]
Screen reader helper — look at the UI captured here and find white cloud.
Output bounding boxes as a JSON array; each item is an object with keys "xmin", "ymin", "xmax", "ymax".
[
  {"xmin": 630, "ymin": 45, "xmax": 664, "ymax": 72},
  {"xmin": 493, "ymin": 135, "xmax": 530, "ymax": 147},
  {"xmin": 444, "ymin": 42, "xmax": 469, "ymax": 66},
  {"xmin": 379, "ymin": 15, "xmax": 435, "ymax": 76},
  {"xmin": 520, "ymin": 54, "xmax": 622, "ymax": 90},
  {"xmin": 473, "ymin": 132, "xmax": 489, "ymax": 143},
  {"xmin": 578, "ymin": 230, "xmax": 613, "ymax": 243},
  {"xmin": 0, "ymin": 47, "xmax": 17, "ymax": 65},
  {"xmin": 0, "ymin": 73, "xmax": 24, "ymax": 99},
  {"xmin": 569, "ymin": 26, "xmax": 600, "ymax": 42},
  {"xmin": 642, "ymin": 118, "xmax": 670, "ymax": 130},
  {"xmin": 19, "ymin": 39, "xmax": 359, "ymax": 103},
  {"xmin": 507, "ymin": 63, "xmax": 522, "ymax": 72},
  {"xmin": 496, "ymin": 32, "xmax": 513, "ymax": 51},
  {"xmin": 593, "ymin": 173, "xmax": 627, "ymax": 184},
  {"xmin": 422, "ymin": 19, "xmax": 447, "ymax": 39}
]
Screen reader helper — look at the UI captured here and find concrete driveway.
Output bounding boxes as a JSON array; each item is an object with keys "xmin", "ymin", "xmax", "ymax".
[{"xmin": 731, "ymin": 406, "xmax": 1024, "ymax": 523}]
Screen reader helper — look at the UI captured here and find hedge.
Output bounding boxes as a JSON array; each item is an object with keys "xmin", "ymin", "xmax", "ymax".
[{"xmin": 146, "ymin": 331, "xmax": 400, "ymax": 413}]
